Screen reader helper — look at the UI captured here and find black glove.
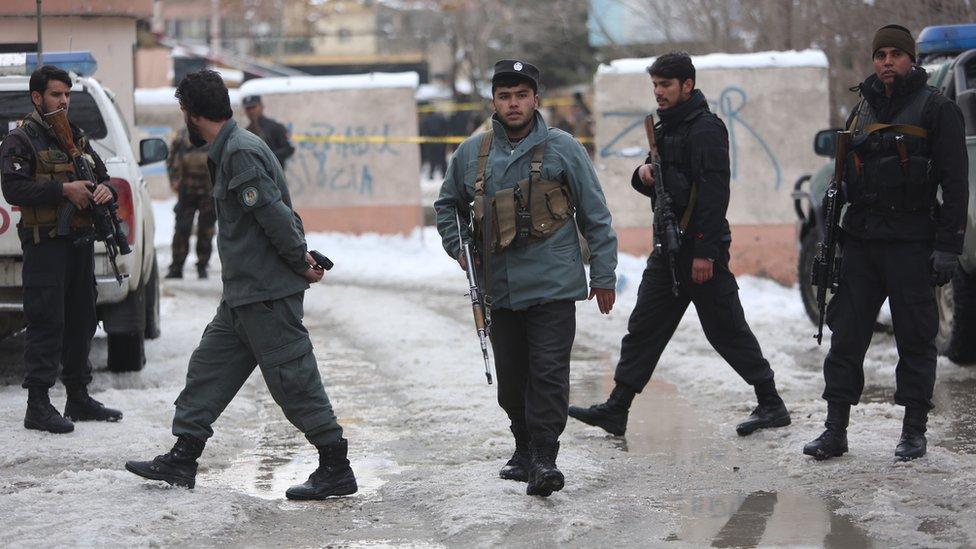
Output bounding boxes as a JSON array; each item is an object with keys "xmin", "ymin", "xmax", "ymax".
[{"xmin": 930, "ymin": 250, "xmax": 958, "ymax": 287}]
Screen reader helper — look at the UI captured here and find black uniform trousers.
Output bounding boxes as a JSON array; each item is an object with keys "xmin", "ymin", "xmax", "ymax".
[
  {"xmin": 823, "ymin": 236, "xmax": 938, "ymax": 410},
  {"xmin": 20, "ymin": 232, "xmax": 97, "ymax": 390},
  {"xmin": 490, "ymin": 300, "xmax": 576, "ymax": 446},
  {"xmin": 613, "ymin": 244, "xmax": 774, "ymax": 392}
]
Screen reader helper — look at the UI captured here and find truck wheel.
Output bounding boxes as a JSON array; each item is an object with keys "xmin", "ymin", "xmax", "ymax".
[
  {"xmin": 942, "ymin": 266, "xmax": 976, "ymax": 364},
  {"xmin": 799, "ymin": 232, "xmax": 821, "ymax": 325},
  {"xmin": 144, "ymin": 255, "xmax": 161, "ymax": 340},
  {"xmin": 107, "ymin": 332, "xmax": 146, "ymax": 372}
]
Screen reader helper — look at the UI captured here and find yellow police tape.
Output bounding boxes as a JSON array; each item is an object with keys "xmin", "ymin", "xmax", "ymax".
[
  {"xmin": 417, "ymin": 96, "xmax": 583, "ymax": 113},
  {"xmin": 292, "ymin": 134, "xmax": 594, "ymax": 145}
]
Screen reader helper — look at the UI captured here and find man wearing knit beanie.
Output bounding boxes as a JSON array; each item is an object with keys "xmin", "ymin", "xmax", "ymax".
[
  {"xmin": 803, "ymin": 24, "xmax": 969, "ymax": 463},
  {"xmin": 872, "ymin": 24, "xmax": 916, "ymax": 63}
]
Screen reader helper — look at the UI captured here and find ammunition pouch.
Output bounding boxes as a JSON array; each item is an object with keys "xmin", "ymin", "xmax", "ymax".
[
  {"xmin": 14, "ymin": 116, "xmax": 93, "ymax": 233},
  {"xmin": 846, "ymin": 129, "xmax": 933, "ymax": 213},
  {"xmin": 472, "ymin": 132, "xmax": 574, "ymax": 253},
  {"xmin": 659, "ymin": 134, "xmax": 694, "ymax": 214},
  {"xmin": 663, "ymin": 167, "xmax": 692, "ymax": 213},
  {"xmin": 181, "ymin": 149, "xmax": 211, "ymax": 178},
  {"xmin": 845, "ymin": 88, "xmax": 936, "ymax": 214}
]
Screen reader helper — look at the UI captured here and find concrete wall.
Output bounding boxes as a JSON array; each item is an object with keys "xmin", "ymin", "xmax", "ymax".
[
  {"xmin": 0, "ymin": 16, "xmax": 139, "ymax": 143},
  {"xmin": 594, "ymin": 56, "xmax": 830, "ymax": 284},
  {"xmin": 135, "ymin": 48, "xmax": 172, "ymax": 88},
  {"xmin": 255, "ymin": 86, "xmax": 422, "ymax": 234}
]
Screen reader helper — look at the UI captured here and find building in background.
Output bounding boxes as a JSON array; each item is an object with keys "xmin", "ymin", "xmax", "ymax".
[{"xmin": 0, "ymin": 0, "xmax": 153, "ymax": 136}]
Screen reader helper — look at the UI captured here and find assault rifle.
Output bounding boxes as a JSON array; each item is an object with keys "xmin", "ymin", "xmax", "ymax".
[
  {"xmin": 45, "ymin": 108, "xmax": 131, "ymax": 285},
  {"xmin": 456, "ymin": 210, "xmax": 493, "ymax": 385},
  {"xmin": 645, "ymin": 114, "xmax": 682, "ymax": 296},
  {"xmin": 811, "ymin": 131, "xmax": 851, "ymax": 345}
]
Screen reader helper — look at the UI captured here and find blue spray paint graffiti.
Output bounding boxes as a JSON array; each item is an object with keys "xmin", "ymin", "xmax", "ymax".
[
  {"xmin": 599, "ymin": 86, "xmax": 783, "ymax": 190},
  {"xmin": 290, "ymin": 122, "xmax": 399, "ymax": 197}
]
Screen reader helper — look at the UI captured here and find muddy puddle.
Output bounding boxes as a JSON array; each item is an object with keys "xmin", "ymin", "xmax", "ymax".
[
  {"xmin": 208, "ymin": 409, "xmax": 397, "ymax": 502},
  {"xmin": 862, "ymin": 376, "xmax": 976, "ymax": 454},
  {"xmin": 570, "ymin": 343, "xmax": 875, "ymax": 548}
]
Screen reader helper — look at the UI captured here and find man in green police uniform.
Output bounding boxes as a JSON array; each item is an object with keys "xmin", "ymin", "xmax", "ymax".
[
  {"xmin": 435, "ymin": 60, "xmax": 618, "ymax": 497},
  {"xmin": 125, "ymin": 71, "xmax": 356, "ymax": 500}
]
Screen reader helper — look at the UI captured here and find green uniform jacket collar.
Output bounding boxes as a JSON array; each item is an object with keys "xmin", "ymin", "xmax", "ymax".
[
  {"xmin": 489, "ymin": 111, "xmax": 549, "ymax": 154},
  {"xmin": 208, "ymin": 119, "xmax": 238, "ymax": 165}
]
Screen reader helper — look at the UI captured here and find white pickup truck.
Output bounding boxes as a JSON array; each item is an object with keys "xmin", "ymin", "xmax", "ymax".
[{"xmin": 0, "ymin": 52, "xmax": 167, "ymax": 371}]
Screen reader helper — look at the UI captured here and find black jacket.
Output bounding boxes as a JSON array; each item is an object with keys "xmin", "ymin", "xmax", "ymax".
[
  {"xmin": 843, "ymin": 67, "xmax": 968, "ymax": 253},
  {"xmin": 247, "ymin": 116, "xmax": 295, "ymax": 168},
  {"xmin": 631, "ymin": 90, "xmax": 732, "ymax": 259}
]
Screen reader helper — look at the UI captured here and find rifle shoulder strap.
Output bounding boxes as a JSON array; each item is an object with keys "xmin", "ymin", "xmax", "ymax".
[
  {"xmin": 474, "ymin": 131, "xmax": 493, "ymax": 196},
  {"xmin": 862, "ymin": 123, "xmax": 928, "ymax": 138},
  {"xmin": 679, "ymin": 183, "xmax": 698, "ymax": 231}
]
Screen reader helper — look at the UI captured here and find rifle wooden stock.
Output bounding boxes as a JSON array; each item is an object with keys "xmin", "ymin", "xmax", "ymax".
[{"xmin": 644, "ymin": 115, "xmax": 660, "ymax": 163}]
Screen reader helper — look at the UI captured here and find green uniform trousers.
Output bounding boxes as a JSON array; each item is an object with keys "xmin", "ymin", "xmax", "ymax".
[{"xmin": 172, "ymin": 292, "xmax": 343, "ymax": 446}]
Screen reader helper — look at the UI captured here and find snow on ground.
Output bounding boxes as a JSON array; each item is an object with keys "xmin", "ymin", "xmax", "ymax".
[{"xmin": 0, "ymin": 199, "xmax": 974, "ymax": 547}]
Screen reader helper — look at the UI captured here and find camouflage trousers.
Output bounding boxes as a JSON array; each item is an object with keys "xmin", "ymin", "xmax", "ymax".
[{"xmin": 171, "ymin": 192, "xmax": 216, "ymax": 271}]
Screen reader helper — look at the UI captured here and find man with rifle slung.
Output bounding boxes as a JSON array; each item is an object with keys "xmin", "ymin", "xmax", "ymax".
[
  {"xmin": 0, "ymin": 65, "xmax": 124, "ymax": 433},
  {"xmin": 569, "ymin": 52, "xmax": 790, "ymax": 439},
  {"xmin": 435, "ymin": 60, "xmax": 618, "ymax": 497},
  {"xmin": 803, "ymin": 25, "xmax": 968, "ymax": 462}
]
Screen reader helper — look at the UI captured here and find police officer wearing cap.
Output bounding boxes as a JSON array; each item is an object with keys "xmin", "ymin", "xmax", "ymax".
[
  {"xmin": 803, "ymin": 25, "xmax": 968, "ymax": 462},
  {"xmin": 243, "ymin": 95, "xmax": 295, "ymax": 170},
  {"xmin": 434, "ymin": 59, "xmax": 618, "ymax": 497}
]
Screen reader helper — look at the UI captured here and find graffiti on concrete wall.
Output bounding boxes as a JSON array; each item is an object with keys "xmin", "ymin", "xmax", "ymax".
[
  {"xmin": 290, "ymin": 122, "xmax": 400, "ymax": 197},
  {"xmin": 598, "ymin": 86, "xmax": 783, "ymax": 190}
]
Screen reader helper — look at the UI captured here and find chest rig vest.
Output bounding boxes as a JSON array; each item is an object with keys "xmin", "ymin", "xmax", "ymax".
[
  {"xmin": 13, "ymin": 112, "xmax": 93, "ymax": 234},
  {"xmin": 471, "ymin": 131, "xmax": 574, "ymax": 253},
  {"xmin": 845, "ymin": 87, "xmax": 935, "ymax": 213},
  {"xmin": 178, "ymin": 143, "xmax": 213, "ymax": 194},
  {"xmin": 657, "ymin": 109, "xmax": 706, "ymax": 222}
]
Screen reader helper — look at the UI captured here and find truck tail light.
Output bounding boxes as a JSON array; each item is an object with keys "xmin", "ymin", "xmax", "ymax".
[{"xmin": 106, "ymin": 177, "xmax": 136, "ymax": 245}]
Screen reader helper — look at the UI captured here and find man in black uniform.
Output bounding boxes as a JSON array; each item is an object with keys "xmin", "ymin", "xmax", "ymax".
[
  {"xmin": 243, "ymin": 95, "xmax": 295, "ymax": 170},
  {"xmin": 803, "ymin": 25, "xmax": 968, "ymax": 462},
  {"xmin": 0, "ymin": 65, "xmax": 123, "ymax": 433},
  {"xmin": 569, "ymin": 52, "xmax": 790, "ymax": 438}
]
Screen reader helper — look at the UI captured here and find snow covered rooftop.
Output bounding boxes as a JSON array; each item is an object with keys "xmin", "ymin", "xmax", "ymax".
[
  {"xmin": 238, "ymin": 72, "xmax": 419, "ymax": 97},
  {"xmin": 135, "ymin": 87, "xmax": 242, "ymax": 107},
  {"xmin": 597, "ymin": 49, "xmax": 829, "ymax": 75}
]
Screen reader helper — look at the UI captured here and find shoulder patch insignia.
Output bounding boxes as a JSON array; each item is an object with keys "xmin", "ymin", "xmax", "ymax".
[{"xmin": 242, "ymin": 186, "xmax": 260, "ymax": 207}]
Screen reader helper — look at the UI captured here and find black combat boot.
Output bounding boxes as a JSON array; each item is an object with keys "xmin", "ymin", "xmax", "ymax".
[
  {"xmin": 24, "ymin": 387, "xmax": 74, "ymax": 434},
  {"xmin": 499, "ymin": 423, "xmax": 530, "ymax": 482},
  {"xmin": 803, "ymin": 401, "xmax": 850, "ymax": 461},
  {"xmin": 567, "ymin": 385, "xmax": 635, "ymax": 436},
  {"xmin": 286, "ymin": 438, "xmax": 358, "ymax": 500},
  {"xmin": 165, "ymin": 266, "xmax": 182, "ymax": 279},
  {"xmin": 196, "ymin": 264, "xmax": 208, "ymax": 279},
  {"xmin": 526, "ymin": 441, "xmax": 564, "ymax": 497},
  {"xmin": 894, "ymin": 407, "xmax": 928, "ymax": 461},
  {"xmin": 736, "ymin": 379, "xmax": 791, "ymax": 436},
  {"xmin": 125, "ymin": 435, "xmax": 205, "ymax": 488},
  {"xmin": 64, "ymin": 385, "xmax": 123, "ymax": 422}
]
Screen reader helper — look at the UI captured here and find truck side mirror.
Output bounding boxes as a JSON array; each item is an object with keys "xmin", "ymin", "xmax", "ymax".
[
  {"xmin": 814, "ymin": 129, "xmax": 842, "ymax": 158},
  {"xmin": 139, "ymin": 138, "xmax": 169, "ymax": 166}
]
